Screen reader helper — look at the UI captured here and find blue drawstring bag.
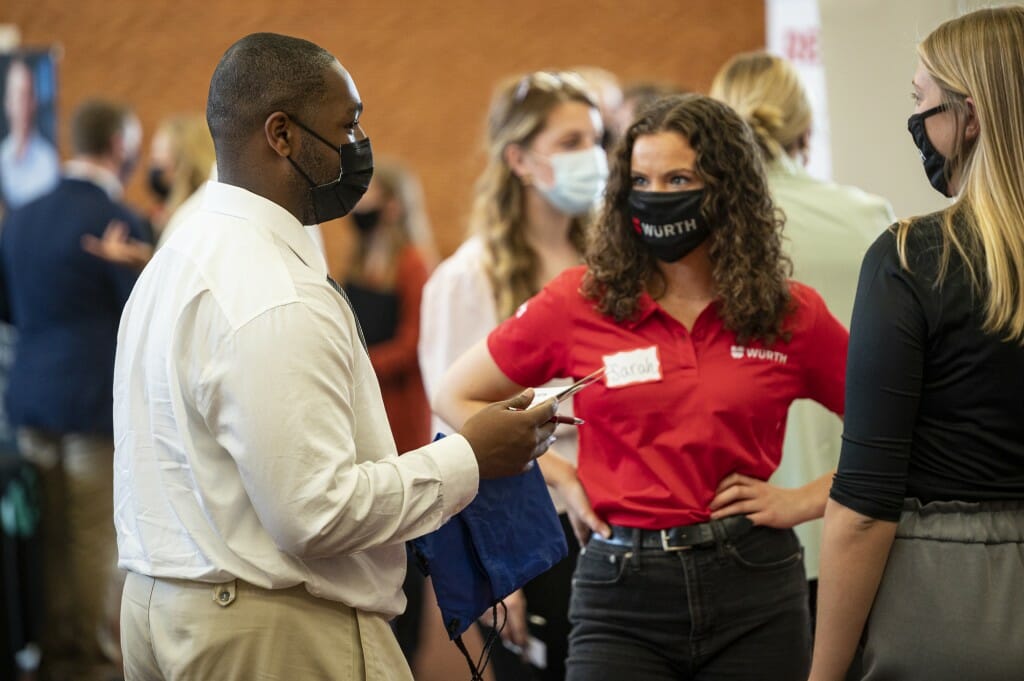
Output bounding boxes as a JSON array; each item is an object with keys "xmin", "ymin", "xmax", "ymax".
[{"xmin": 408, "ymin": 436, "xmax": 567, "ymax": 674}]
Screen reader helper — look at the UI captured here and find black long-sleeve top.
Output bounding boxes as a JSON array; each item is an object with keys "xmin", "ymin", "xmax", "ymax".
[{"xmin": 830, "ymin": 213, "xmax": 1024, "ymax": 521}]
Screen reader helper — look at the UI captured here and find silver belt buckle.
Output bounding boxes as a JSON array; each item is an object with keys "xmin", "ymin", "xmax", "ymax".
[{"xmin": 660, "ymin": 529, "xmax": 693, "ymax": 552}]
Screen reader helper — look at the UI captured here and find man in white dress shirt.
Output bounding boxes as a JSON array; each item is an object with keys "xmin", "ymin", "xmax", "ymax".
[{"xmin": 114, "ymin": 33, "xmax": 557, "ymax": 681}]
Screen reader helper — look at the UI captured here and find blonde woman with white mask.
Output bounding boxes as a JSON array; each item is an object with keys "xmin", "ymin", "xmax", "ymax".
[{"xmin": 419, "ymin": 70, "xmax": 607, "ymax": 681}]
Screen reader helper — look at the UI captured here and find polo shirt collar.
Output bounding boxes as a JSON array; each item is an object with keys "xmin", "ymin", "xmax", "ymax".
[
  {"xmin": 201, "ymin": 181, "xmax": 326, "ymax": 276},
  {"xmin": 624, "ymin": 290, "xmax": 660, "ymax": 329},
  {"xmin": 624, "ymin": 288, "xmax": 722, "ymax": 332}
]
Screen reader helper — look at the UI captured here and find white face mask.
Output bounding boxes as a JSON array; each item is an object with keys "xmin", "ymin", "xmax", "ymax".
[{"xmin": 535, "ymin": 146, "xmax": 609, "ymax": 216}]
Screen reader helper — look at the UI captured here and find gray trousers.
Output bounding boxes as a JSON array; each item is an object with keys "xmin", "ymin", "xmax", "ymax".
[{"xmin": 862, "ymin": 499, "xmax": 1024, "ymax": 681}]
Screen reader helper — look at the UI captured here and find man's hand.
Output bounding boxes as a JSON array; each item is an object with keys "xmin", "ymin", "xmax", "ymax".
[
  {"xmin": 459, "ymin": 390, "xmax": 557, "ymax": 479},
  {"xmin": 82, "ymin": 220, "xmax": 153, "ymax": 272}
]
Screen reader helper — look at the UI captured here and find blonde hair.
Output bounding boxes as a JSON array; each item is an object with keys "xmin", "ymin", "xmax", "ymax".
[
  {"xmin": 900, "ymin": 6, "xmax": 1024, "ymax": 342},
  {"xmin": 709, "ymin": 52, "xmax": 811, "ymax": 162},
  {"xmin": 157, "ymin": 114, "xmax": 215, "ymax": 216},
  {"xmin": 471, "ymin": 71, "xmax": 597, "ymax": 320},
  {"xmin": 348, "ymin": 160, "xmax": 437, "ymax": 287}
]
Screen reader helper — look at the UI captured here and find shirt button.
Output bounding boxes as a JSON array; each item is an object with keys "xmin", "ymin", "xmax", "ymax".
[{"xmin": 218, "ymin": 590, "xmax": 231, "ymax": 602}]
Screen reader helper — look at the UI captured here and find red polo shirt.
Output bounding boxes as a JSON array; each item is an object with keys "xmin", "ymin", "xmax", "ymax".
[{"xmin": 487, "ymin": 266, "xmax": 847, "ymax": 530}]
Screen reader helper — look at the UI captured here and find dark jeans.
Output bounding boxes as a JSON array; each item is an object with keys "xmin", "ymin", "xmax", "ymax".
[{"xmin": 566, "ymin": 522, "xmax": 810, "ymax": 681}]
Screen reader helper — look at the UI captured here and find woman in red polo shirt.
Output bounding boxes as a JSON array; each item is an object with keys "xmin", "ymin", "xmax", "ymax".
[{"xmin": 435, "ymin": 94, "xmax": 848, "ymax": 681}]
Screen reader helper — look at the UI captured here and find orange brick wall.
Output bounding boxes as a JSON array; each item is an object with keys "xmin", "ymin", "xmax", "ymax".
[{"xmin": 5, "ymin": 0, "xmax": 765, "ymax": 257}]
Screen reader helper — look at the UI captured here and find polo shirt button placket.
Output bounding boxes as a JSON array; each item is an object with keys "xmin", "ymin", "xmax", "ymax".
[{"xmin": 682, "ymin": 330, "xmax": 699, "ymax": 369}]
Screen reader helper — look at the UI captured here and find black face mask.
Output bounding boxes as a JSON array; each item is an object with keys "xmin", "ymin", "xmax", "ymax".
[
  {"xmin": 286, "ymin": 117, "xmax": 374, "ymax": 224},
  {"xmin": 907, "ymin": 104, "xmax": 951, "ymax": 197},
  {"xmin": 627, "ymin": 189, "xmax": 711, "ymax": 263},
  {"xmin": 352, "ymin": 209, "xmax": 381, "ymax": 233},
  {"xmin": 148, "ymin": 166, "xmax": 171, "ymax": 201}
]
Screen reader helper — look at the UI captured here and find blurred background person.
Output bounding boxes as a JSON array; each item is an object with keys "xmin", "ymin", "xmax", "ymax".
[
  {"xmin": 811, "ymin": 6, "xmax": 1024, "ymax": 680},
  {"xmin": 344, "ymin": 161, "xmax": 436, "ymax": 464},
  {"xmin": 610, "ymin": 81, "xmax": 686, "ymax": 145},
  {"xmin": 419, "ymin": 70, "xmax": 607, "ymax": 681},
  {"xmin": 80, "ymin": 112, "xmax": 216, "ymax": 271},
  {"xmin": 572, "ymin": 67, "xmax": 622, "ymax": 151},
  {"xmin": 710, "ymin": 51, "xmax": 894, "ymax": 627},
  {"xmin": 0, "ymin": 57, "xmax": 59, "ymax": 211},
  {"xmin": 0, "ymin": 98, "xmax": 150, "ymax": 681},
  {"xmin": 147, "ymin": 113, "xmax": 215, "ymax": 245}
]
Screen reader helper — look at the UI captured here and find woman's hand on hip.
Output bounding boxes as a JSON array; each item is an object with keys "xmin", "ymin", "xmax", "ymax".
[
  {"xmin": 538, "ymin": 454, "xmax": 611, "ymax": 545},
  {"xmin": 709, "ymin": 472, "xmax": 818, "ymax": 528},
  {"xmin": 564, "ymin": 477, "xmax": 612, "ymax": 546}
]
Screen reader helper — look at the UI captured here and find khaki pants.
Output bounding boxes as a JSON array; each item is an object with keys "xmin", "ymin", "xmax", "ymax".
[
  {"xmin": 18, "ymin": 428, "xmax": 121, "ymax": 681},
  {"xmin": 121, "ymin": 572, "xmax": 413, "ymax": 681}
]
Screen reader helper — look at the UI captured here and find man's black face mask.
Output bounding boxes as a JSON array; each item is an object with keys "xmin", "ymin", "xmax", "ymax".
[{"xmin": 286, "ymin": 116, "xmax": 373, "ymax": 224}]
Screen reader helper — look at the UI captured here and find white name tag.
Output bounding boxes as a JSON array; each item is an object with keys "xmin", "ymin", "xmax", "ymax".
[{"xmin": 602, "ymin": 346, "xmax": 662, "ymax": 388}]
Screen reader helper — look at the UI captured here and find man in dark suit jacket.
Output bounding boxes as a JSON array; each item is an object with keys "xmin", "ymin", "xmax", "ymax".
[{"xmin": 0, "ymin": 99, "xmax": 150, "ymax": 681}]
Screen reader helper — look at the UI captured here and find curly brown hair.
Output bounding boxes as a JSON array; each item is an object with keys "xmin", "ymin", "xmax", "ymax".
[{"xmin": 582, "ymin": 93, "xmax": 793, "ymax": 345}]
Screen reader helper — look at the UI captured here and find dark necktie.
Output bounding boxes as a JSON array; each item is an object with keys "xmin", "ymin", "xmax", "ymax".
[{"xmin": 327, "ymin": 275, "xmax": 368, "ymax": 353}]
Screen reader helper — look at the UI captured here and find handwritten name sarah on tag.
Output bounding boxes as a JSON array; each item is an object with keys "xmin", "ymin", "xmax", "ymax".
[{"xmin": 602, "ymin": 346, "xmax": 662, "ymax": 388}]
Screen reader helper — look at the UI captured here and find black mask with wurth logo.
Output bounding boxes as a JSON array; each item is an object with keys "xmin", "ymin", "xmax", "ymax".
[{"xmin": 627, "ymin": 188, "xmax": 711, "ymax": 262}]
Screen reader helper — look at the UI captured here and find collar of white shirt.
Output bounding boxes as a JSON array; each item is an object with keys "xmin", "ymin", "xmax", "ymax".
[
  {"xmin": 201, "ymin": 180, "xmax": 326, "ymax": 277},
  {"xmin": 64, "ymin": 159, "xmax": 123, "ymax": 200}
]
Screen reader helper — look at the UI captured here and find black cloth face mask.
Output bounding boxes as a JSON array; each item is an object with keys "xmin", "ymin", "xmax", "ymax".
[
  {"xmin": 147, "ymin": 166, "xmax": 171, "ymax": 201},
  {"xmin": 627, "ymin": 189, "xmax": 711, "ymax": 263},
  {"xmin": 352, "ymin": 208, "xmax": 381, "ymax": 233},
  {"xmin": 286, "ymin": 117, "xmax": 374, "ymax": 224},
  {"xmin": 907, "ymin": 104, "xmax": 952, "ymax": 197}
]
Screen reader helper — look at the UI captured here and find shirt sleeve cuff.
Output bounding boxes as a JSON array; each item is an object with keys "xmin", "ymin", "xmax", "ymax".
[{"xmin": 426, "ymin": 433, "xmax": 479, "ymax": 520}]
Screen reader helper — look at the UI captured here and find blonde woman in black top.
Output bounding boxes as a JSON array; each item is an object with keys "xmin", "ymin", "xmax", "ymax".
[{"xmin": 810, "ymin": 7, "xmax": 1024, "ymax": 680}]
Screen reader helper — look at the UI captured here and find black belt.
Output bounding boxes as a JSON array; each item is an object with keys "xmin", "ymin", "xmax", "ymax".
[{"xmin": 595, "ymin": 515, "xmax": 753, "ymax": 552}]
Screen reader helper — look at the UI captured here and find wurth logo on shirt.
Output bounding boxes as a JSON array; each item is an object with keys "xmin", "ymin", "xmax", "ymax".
[{"xmin": 730, "ymin": 345, "xmax": 788, "ymax": 365}]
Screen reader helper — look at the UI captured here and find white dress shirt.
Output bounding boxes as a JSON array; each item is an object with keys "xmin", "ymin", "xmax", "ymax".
[
  {"xmin": 767, "ymin": 155, "xmax": 895, "ymax": 579},
  {"xmin": 113, "ymin": 181, "xmax": 479, "ymax": 617},
  {"xmin": 156, "ymin": 185, "xmax": 204, "ymax": 248}
]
